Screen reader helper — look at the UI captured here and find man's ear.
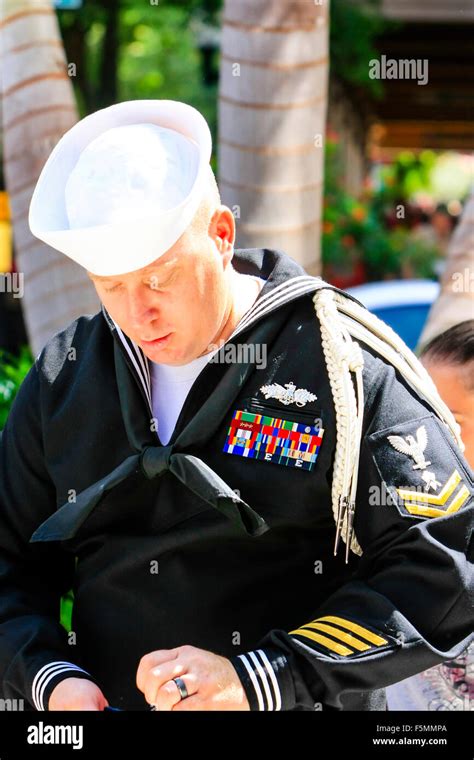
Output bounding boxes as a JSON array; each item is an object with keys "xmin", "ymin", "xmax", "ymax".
[{"xmin": 212, "ymin": 206, "xmax": 235, "ymax": 262}]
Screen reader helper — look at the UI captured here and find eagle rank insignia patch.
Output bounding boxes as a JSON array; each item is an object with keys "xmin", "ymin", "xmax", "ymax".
[
  {"xmin": 368, "ymin": 414, "xmax": 473, "ymax": 520},
  {"xmin": 223, "ymin": 409, "xmax": 324, "ymax": 470}
]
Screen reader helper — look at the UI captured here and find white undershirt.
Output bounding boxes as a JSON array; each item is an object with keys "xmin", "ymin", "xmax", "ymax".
[{"xmin": 150, "ymin": 274, "xmax": 266, "ymax": 444}]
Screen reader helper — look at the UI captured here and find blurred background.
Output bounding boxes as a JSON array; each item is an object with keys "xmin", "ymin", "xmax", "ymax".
[{"xmin": 0, "ymin": 0, "xmax": 473, "ymax": 400}]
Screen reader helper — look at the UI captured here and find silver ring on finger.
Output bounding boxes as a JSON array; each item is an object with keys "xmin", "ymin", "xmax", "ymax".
[{"xmin": 172, "ymin": 676, "xmax": 189, "ymax": 700}]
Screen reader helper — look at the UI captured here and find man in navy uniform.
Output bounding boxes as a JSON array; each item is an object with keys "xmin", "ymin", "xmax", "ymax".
[{"xmin": 0, "ymin": 100, "xmax": 472, "ymax": 711}]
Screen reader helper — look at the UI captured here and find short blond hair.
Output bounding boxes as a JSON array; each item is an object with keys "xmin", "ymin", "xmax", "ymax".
[{"xmin": 189, "ymin": 164, "xmax": 221, "ymax": 236}]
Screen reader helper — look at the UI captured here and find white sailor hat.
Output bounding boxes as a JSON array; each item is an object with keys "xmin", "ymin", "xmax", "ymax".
[{"xmin": 28, "ymin": 100, "xmax": 212, "ymax": 276}]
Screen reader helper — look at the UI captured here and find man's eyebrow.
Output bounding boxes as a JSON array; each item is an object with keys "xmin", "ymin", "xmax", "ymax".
[
  {"xmin": 90, "ymin": 274, "xmax": 117, "ymax": 282},
  {"xmin": 144, "ymin": 265, "xmax": 176, "ymax": 279}
]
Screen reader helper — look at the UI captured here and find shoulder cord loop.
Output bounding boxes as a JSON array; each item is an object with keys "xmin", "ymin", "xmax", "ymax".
[{"xmin": 313, "ymin": 288, "xmax": 463, "ymax": 563}]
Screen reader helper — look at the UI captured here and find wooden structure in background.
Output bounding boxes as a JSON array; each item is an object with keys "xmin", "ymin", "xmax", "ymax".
[{"xmin": 370, "ymin": 1, "xmax": 474, "ymax": 158}]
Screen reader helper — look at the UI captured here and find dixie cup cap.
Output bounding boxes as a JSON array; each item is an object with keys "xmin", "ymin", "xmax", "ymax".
[{"xmin": 28, "ymin": 99, "xmax": 212, "ymax": 276}]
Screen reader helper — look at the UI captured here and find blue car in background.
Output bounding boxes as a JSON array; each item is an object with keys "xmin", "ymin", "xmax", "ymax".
[{"xmin": 346, "ymin": 280, "xmax": 440, "ymax": 352}]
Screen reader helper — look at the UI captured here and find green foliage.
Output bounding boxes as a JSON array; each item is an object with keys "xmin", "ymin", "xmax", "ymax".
[
  {"xmin": 330, "ymin": 0, "xmax": 395, "ymax": 97},
  {"xmin": 57, "ymin": 0, "xmax": 220, "ymax": 141},
  {"xmin": 387, "ymin": 227, "xmax": 441, "ymax": 279},
  {"xmin": 372, "ymin": 151, "xmax": 438, "ymax": 210},
  {"xmin": 55, "ymin": 0, "xmax": 393, "ymax": 151},
  {"xmin": 118, "ymin": 4, "xmax": 217, "ymax": 132},
  {"xmin": 0, "ymin": 346, "xmax": 34, "ymax": 430},
  {"xmin": 60, "ymin": 588, "xmax": 74, "ymax": 633},
  {"xmin": 322, "ymin": 135, "xmax": 441, "ymax": 281}
]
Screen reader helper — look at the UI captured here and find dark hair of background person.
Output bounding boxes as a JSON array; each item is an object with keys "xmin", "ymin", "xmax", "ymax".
[{"xmin": 421, "ymin": 320, "xmax": 474, "ymax": 388}]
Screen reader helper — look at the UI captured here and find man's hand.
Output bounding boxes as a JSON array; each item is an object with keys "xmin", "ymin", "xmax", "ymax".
[
  {"xmin": 136, "ymin": 645, "xmax": 250, "ymax": 711},
  {"xmin": 48, "ymin": 677, "xmax": 109, "ymax": 710}
]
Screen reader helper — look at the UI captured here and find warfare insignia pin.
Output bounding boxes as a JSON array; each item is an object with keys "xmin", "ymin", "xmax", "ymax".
[{"xmin": 260, "ymin": 381, "xmax": 317, "ymax": 407}]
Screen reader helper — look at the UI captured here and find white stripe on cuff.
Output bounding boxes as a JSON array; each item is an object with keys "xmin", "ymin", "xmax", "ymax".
[
  {"xmin": 237, "ymin": 649, "xmax": 282, "ymax": 710},
  {"xmin": 257, "ymin": 648, "xmax": 282, "ymax": 711},
  {"xmin": 248, "ymin": 650, "xmax": 274, "ymax": 710},
  {"xmin": 32, "ymin": 661, "xmax": 91, "ymax": 711},
  {"xmin": 237, "ymin": 653, "xmax": 265, "ymax": 710}
]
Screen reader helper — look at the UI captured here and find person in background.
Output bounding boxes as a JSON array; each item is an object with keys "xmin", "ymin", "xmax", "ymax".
[
  {"xmin": 421, "ymin": 321, "xmax": 474, "ymax": 469},
  {"xmin": 387, "ymin": 320, "xmax": 474, "ymax": 711},
  {"xmin": 418, "ymin": 192, "xmax": 473, "ymax": 349}
]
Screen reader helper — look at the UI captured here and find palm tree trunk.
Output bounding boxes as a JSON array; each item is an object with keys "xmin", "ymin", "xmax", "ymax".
[
  {"xmin": 0, "ymin": 0, "xmax": 99, "ymax": 354},
  {"xmin": 218, "ymin": 0, "xmax": 329, "ymax": 275}
]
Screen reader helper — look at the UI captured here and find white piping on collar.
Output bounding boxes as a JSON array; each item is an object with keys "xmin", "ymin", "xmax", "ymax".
[
  {"xmin": 229, "ymin": 275, "xmax": 327, "ymax": 340},
  {"xmin": 112, "ymin": 319, "xmax": 153, "ymax": 412}
]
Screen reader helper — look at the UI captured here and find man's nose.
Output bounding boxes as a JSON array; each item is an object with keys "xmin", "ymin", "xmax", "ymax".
[{"xmin": 127, "ymin": 286, "xmax": 159, "ymax": 328}]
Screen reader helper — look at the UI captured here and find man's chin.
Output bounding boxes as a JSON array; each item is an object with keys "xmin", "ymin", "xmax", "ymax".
[
  {"xmin": 142, "ymin": 346, "xmax": 175, "ymax": 363},
  {"xmin": 141, "ymin": 342, "xmax": 191, "ymax": 366}
]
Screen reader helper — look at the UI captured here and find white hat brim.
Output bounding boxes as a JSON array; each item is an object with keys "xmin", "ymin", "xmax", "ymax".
[{"xmin": 28, "ymin": 100, "xmax": 212, "ymax": 276}]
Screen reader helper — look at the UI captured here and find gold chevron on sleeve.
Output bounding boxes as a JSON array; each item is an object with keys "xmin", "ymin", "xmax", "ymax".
[
  {"xmin": 290, "ymin": 615, "xmax": 389, "ymax": 657},
  {"xmin": 316, "ymin": 615, "xmax": 388, "ymax": 645},
  {"xmin": 302, "ymin": 622, "xmax": 371, "ymax": 651},
  {"xmin": 404, "ymin": 485, "xmax": 470, "ymax": 518},
  {"xmin": 289, "ymin": 627, "xmax": 354, "ymax": 656},
  {"xmin": 396, "ymin": 470, "xmax": 461, "ymax": 505},
  {"xmin": 394, "ymin": 469, "xmax": 472, "ymax": 518}
]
